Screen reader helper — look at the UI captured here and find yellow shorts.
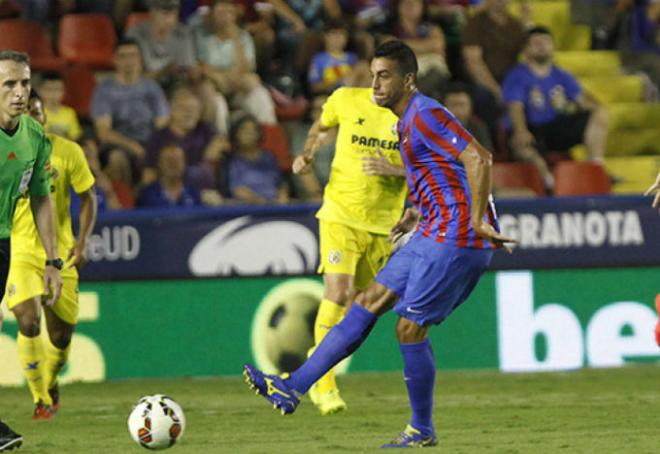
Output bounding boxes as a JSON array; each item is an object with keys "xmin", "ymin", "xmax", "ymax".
[
  {"xmin": 318, "ymin": 220, "xmax": 391, "ymax": 290},
  {"xmin": 4, "ymin": 260, "xmax": 79, "ymax": 325}
]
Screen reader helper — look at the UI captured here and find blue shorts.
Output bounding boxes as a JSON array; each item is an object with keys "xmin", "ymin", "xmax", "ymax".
[{"xmin": 375, "ymin": 232, "xmax": 493, "ymax": 326}]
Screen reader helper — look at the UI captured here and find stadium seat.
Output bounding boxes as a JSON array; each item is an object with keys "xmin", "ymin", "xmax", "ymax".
[
  {"xmin": 124, "ymin": 12, "xmax": 149, "ymax": 32},
  {"xmin": 261, "ymin": 124, "xmax": 293, "ymax": 172},
  {"xmin": 58, "ymin": 14, "xmax": 116, "ymax": 69},
  {"xmin": 492, "ymin": 162, "xmax": 545, "ymax": 197},
  {"xmin": 0, "ymin": 20, "xmax": 65, "ymax": 71},
  {"xmin": 579, "ymin": 76, "xmax": 643, "ymax": 104},
  {"xmin": 553, "ymin": 161, "xmax": 611, "ymax": 196},
  {"xmin": 554, "ymin": 51, "xmax": 621, "ymax": 77},
  {"xmin": 61, "ymin": 64, "xmax": 96, "ymax": 119},
  {"xmin": 604, "ymin": 156, "xmax": 660, "ymax": 194}
]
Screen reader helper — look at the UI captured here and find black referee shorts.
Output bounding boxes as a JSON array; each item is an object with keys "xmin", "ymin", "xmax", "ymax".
[{"xmin": 0, "ymin": 238, "xmax": 9, "ymax": 301}]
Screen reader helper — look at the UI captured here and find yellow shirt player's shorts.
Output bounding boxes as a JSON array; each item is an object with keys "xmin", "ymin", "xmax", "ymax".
[
  {"xmin": 318, "ymin": 220, "xmax": 392, "ymax": 291},
  {"xmin": 4, "ymin": 260, "xmax": 79, "ymax": 325}
]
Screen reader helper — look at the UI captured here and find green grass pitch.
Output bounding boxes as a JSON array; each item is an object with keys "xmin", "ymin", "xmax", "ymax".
[{"xmin": 1, "ymin": 366, "xmax": 659, "ymax": 453}]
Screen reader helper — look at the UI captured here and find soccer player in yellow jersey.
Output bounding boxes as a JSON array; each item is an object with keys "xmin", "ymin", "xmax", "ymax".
[
  {"xmin": 4, "ymin": 89, "xmax": 97, "ymax": 420},
  {"xmin": 293, "ymin": 86, "xmax": 407, "ymax": 415}
]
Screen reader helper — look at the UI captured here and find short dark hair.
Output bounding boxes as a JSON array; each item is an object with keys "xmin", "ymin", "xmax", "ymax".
[
  {"xmin": 374, "ymin": 40, "xmax": 418, "ymax": 77},
  {"xmin": 41, "ymin": 71, "xmax": 63, "ymax": 82},
  {"xmin": 323, "ymin": 18, "xmax": 348, "ymax": 33},
  {"xmin": 29, "ymin": 89, "xmax": 42, "ymax": 103},
  {"xmin": 442, "ymin": 81, "xmax": 470, "ymax": 101},
  {"xmin": 0, "ymin": 50, "xmax": 30, "ymax": 66},
  {"xmin": 526, "ymin": 26, "xmax": 553, "ymax": 44},
  {"xmin": 229, "ymin": 113, "xmax": 263, "ymax": 144},
  {"xmin": 114, "ymin": 37, "xmax": 141, "ymax": 52}
]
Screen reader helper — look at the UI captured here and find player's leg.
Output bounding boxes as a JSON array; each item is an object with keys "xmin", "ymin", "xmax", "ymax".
[
  {"xmin": 41, "ymin": 272, "xmax": 78, "ymax": 412},
  {"xmin": 0, "ymin": 238, "xmax": 23, "ymax": 450},
  {"xmin": 7, "ymin": 262, "xmax": 54, "ymax": 417},
  {"xmin": 244, "ymin": 237, "xmax": 414, "ymax": 414},
  {"xmin": 11, "ymin": 296, "xmax": 54, "ymax": 416},
  {"xmin": 308, "ymin": 221, "xmax": 363, "ymax": 414},
  {"xmin": 383, "ymin": 236, "xmax": 494, "ymax": 447}
]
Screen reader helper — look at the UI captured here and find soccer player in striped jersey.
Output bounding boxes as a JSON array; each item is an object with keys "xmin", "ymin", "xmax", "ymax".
[{"xmin": 244, "ymin": 40, "xmax": 515, "ymax": 447}]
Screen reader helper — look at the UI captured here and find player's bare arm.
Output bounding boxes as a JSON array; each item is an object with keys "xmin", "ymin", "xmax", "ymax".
[
  {"xmin": 68, "ymin": 187, "xmax": 98, "ymax": 269},
  {"xmin": 362, "ymin": 147, "xmax": 406, "ymax": 177},
  {"xmin": 459, "ymin": 141, "xmax": 516, "ymax": 250},
  {"xmin": 645, "ymin": 172, "xmax": 660, "ymax": 210},
  {"xmin": 30, "ymin": 194, "xmax": 62, "ymax": 305},
  {"xmin": 292, "ymin": 119, "xmax": 331, "ymax": 174}
]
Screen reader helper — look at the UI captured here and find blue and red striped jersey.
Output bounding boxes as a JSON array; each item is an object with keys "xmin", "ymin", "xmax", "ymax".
[{"xmin": 397, "ymin": 92, "xmax": 499, "ymax": 249}]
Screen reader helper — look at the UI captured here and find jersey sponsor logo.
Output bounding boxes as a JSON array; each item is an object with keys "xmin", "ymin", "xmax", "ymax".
[
  {"xmin": 7, "ymin": 151, "xmax": 16, "ymax": 161},
  {"xmin": 188, "ymin": 216, "xmax": 318, "ymax": 277},
  {"xmin": 327, "ymin": 250, "xmax": 342, "ymax": 265},
  {"xmin": 350, "ymin": 135, "xmax": 399, "ymax": 150}
]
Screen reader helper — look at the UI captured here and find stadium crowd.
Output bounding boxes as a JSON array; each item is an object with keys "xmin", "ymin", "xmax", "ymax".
[{"xmin": 1, "ymin": 0, "xmax": 658, "ymax": 209}]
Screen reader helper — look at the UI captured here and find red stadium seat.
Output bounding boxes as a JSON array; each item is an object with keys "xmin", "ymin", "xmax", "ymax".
[
  {"xmin": 553, "ymin": 161, "xmax": 611, "ymax": 196},
  {"xmin": 58, "ymin": 14, "xmax": 116, "ymax": 69},
  {"xmin": 124, "ymin": 12, "xmax": 149, "ymax": 32},
  {"xmin": 492, "ymin": 162, "xmax": 545, "ymax": 196},
  {"xmin": 61, "ymin": 64, "xmax": 96, "ymax": 119},
  {"xmin": 0, "ymin": 20, "xmax": 65, "ymax": 71},
  {"xmin": 261, "ymin": 124, "xmax": 292, "ymax": 172}
]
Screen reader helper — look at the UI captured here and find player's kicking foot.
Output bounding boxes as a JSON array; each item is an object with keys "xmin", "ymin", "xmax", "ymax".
[
  {"xmin": 381, "ymin": 425, "xmax": 438, "ymax": 448},
  {"xmin": 309, "ymin": 385, "xmax": 347, "ymax": 415},
  {"xmin": 0, "ymin": 420, "xmax": 22, "ymax": 452},
  {"xmin": 48, "ymin": 384, "xmax": 60, "ymax": 414},
  {"xmin": 243, "ymin": 364, "xmax": 300, "ymax": 415},
  {"xmin": 32, "ymin": 401, "xmax": 55, "ymax": 421}
]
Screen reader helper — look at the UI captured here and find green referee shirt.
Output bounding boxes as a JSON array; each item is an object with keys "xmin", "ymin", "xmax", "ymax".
[{"xmin": 0, "ymin": 114, "xmax": 52, "ymax": 239}]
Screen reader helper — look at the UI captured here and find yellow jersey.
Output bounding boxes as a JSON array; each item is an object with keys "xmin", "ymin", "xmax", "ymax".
[
  {"xmin": 11, "ymin": 133, "xmax": 95, "ymax": 267},
  {"xmin": 44, "ymin": 106, "xmax": 83, "ymax": 141},
  {"xmin": 316, "ymin": 87, "xmax": 407, "ymax": 235}
]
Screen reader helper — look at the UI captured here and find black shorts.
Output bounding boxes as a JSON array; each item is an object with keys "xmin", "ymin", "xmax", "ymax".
[
  {"xmin": 528, "ymin": 111, "xmax": 591, "ymax": 154},
  {"xmin": 0, "ymin": 238, "xmax": 9, "ymax": 301}
]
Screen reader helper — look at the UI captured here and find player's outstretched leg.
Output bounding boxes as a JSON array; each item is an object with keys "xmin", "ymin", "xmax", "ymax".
[
  {"xmin": 244, "ymin": 303, "xmax": 377, "ymax": 415},
  {"xmin": 0, "ymin": 420, "xmax": 23, "ymax": 452}
]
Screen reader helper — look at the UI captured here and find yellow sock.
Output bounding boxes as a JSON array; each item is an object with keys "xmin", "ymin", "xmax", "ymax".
[
  {"xmin": 16, "ymin": 333, "xmax": 52, "ymax": 405},
  {"xmin": 43, "ymin": 337, "xmax": 71, "ymax": 391},
  {"xmin": 313, "ymin": 299, "xmax": 347, "ymax": 394}
]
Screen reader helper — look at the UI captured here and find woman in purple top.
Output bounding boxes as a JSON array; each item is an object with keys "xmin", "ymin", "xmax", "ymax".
[{"xmin": 225, "ymin": 115, "xmax": 289, "ymax": 204}]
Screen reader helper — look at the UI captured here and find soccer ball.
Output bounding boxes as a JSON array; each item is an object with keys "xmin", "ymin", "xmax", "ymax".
[{"xmin": 128, "ymin": 395, "xmax": 185, "ymax": 450}]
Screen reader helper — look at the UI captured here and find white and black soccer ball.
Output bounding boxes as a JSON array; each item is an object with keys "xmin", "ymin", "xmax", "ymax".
[{"xmin": 128, "ymin": 395, "xmax": 185, "ymax": 450}]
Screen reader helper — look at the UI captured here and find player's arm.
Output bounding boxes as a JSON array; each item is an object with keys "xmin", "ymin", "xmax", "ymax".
[
  {"xmin": 645, "ymin": 172, "xmax": 660, "ymax": 210},
  {"xmin": 94, "ymin": 115, "xmax": 145, "ymax": 160},
  {"xmin": 69, "ymin": 187, "xmax": 97, "ymax": 268},
  {"xmin": 459, "ymin": 141, "xmax": 516, "ymax": 249},
  {"xmin": 362, "ymin": 148, "xmax": 405, "ymax": 177},
  {"xmin": 31, "ymin": 194, "xmax": 62, "ymax": 303},
  {"xmin": 292, "ymin": 118, "xmax": 332, "ymax": 174}
]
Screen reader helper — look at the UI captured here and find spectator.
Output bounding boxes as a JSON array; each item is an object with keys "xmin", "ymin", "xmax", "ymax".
[
  {"xmin": 620, "ymin": 0, "xmax": 660, "ymax": 93},
  {"xmin": 144, "ymin": 85, "xmax": 229, "ymax": 189},
  {"xmin": 74, "ymin": 136, "xmax": 124, "ymax": 211},
  {"xmin": 38, "ymin": 71, "xmax": 82, "ymax": 142},
  {"xmin": 191, "ymin": 0, "xmax": 277, "ymax": 125},
  {"xmin": 385, "ymin": 0, "xmax": 449, "ymax": 99},
  {"xmin": 100, "ymin": 147, "xmax": 137, "ymax": 208},
  {"xmin": 502, "ymin": 26, "xmax": 609, "ymax": 188},
  {"xmin": 137, "ymin": 145, "xmax": 202, "ymax": 207},
  {"xmin": 442, "ymin": 82, "xmax": 493, "ymax": 151},
  {"xmin": 225, "ymin": 114, "xmax": 288, "ymax": 204},
  {"xmin": 463, "ymin": 0, "xmax": 528, "ymax": 137},
  {"xmin": 308, "ymin": 19, "xmax": 370, "ymax": 96},
  {"xmin": 91, "ymin": 38, "xmax": 170, "ymax": 162}
]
